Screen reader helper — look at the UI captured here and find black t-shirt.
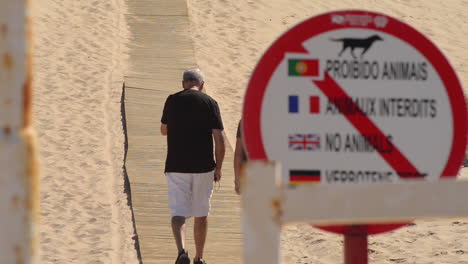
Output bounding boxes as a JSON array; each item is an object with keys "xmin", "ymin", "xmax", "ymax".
[{"xmin": 161, "ymin": 89, "xmax": 224, "ymax": 173}]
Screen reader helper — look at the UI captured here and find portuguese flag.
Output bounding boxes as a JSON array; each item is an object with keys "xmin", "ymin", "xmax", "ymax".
[
  {"xmin": 289, "ymin": 170, "xmax": 321, "ymax": 184},
  {"xmin": 288, "ymin": 59, "xmax": 319, "ymax": 76}
]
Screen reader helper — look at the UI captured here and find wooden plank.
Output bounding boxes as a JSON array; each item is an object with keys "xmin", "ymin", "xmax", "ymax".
[
  {"xmin": 125, "ymin": 68, "xmax": 187, "ymax": 82},
  {"xmin": 129, "ymin": 56, "xmax": 195, "ymax": 65},
  {"xmin": 126, "ymin": 64, "xmax": 192, "ymax": 76},
  {"xmin": 126, "ymin": 0, "xmax": 188, "ymax": 16},
  {"xmin": 124, "ymin": 47, "xmax": 195, "ymax": 59},
  {"xmin": 129, "ymin": 60, "xmax": 195, "ymax": 73},
  {"xmin": 126, "ymin": 95, "xmax": 168, "ymax": 106},
  {"xmin": 123, "ymin": 38, "xmax": 193, "ymax": 48},
  {"xmin": 125, "ymin": 16, "xmax": 191, "ymax": 36},
  {"xmin": 125, "ymin": 77, "xmax": 181, "ymax": 91}
]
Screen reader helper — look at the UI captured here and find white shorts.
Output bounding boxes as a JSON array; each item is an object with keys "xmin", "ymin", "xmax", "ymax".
[{"xmin": 165, "ymin": 170, "xmax": 214, "ymax": 217}]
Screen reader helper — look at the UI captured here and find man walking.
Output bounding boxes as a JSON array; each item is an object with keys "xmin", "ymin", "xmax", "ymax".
[
  {"xmin": 234, "ymin": 119, "xmax": 247, "ymax": 195},
  {"xmin": 161, "ymin": 68, "xmax": 226, "ymax": 264}
]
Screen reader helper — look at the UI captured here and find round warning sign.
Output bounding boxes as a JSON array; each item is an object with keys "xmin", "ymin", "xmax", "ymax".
[{"xmin": 242, "ymin": 10, "xmax": 467, "ymax": 235}]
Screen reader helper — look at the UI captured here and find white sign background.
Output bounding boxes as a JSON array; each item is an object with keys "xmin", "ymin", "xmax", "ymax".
[{"xmin": 260, "ymin": 29, "xmax": 452, "ymax": 184}]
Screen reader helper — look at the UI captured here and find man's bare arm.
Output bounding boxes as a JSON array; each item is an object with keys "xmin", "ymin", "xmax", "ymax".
[
  {"xmin": 233, "ymin": 136, "xmax": 244, "ymax": 195},
  {"xmin": 160, "ymin": 124, "xmax": 167, "ymax": 136},
  {"xmin": 212, "ymin": 129, "xmax": 226, "ymax": 181}
]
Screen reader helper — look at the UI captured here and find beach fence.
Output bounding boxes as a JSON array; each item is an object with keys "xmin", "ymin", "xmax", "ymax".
[
  {"xmin": 242, "ymin": 162, "xmax": 468, "ymax": 264},
  {"xmin": 1, "ymin": 1, "xmax": 39, "ymax": 263}
]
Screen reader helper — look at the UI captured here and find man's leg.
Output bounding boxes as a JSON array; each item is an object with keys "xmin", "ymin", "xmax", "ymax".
[
  {"xmin": 172, "ymin": 216, "xmax": 186, "ymax": 252},
  {"xmin": 166, "ymin": 172, "xmax": 192, "ymax": 258},
  {"xmin": 192, "ymin": 170, "xmax": 214, "ymax": 261},
  {"xmin": 194, "ymin": 216, "xmax": 208, "ymax": 259}
]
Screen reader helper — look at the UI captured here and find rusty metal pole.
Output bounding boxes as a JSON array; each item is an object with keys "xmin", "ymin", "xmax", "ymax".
[{"xmin": 1, "ymin": 0, "xmax": 39, "ymax": 263}]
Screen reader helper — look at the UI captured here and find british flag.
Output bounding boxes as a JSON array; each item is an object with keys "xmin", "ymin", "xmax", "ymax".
[{"xmin": 289, "ymin": 133, "xmax": 321, "ymax": 151}]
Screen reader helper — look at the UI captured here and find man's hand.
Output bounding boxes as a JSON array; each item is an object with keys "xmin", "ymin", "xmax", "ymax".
[
  {"xmin": 160, "ymin": 124, "xmax": 167, "ymax": 135},
  {"xmin": 212, "ymin": 129, "xmax": 225, "ymax": 182},
  {"xmin": 214, "ymin": 168, "xmax": 222, "ymax": 182}
]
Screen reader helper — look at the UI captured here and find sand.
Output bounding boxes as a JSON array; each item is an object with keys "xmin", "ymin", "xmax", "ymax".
[
  {"xmin": 31, "ymin": 0, "xmax": 468, "ymax": 263},
  {"xmin": 187, "ymin": 0, "xmax": 468, "ymax": 263},
  {"xmin": 32, "ymin": 0, "xmax": 138, "ymax": 263}
]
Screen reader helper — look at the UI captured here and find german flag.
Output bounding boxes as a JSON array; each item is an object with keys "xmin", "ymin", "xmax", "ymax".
[
  {"xmin": 288, "ymin": 59, "xmax": 319, "ymax": 76},
  {"xmin": 289, "ymin": 170, "xmax": 321, "ymax": 184}
]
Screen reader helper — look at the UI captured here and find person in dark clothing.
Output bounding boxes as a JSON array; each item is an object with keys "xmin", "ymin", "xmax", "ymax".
[
  {"xmin": 234, "ymin": 120, "xmax": 248, "ymax": 195},
  {"xmin": 161, "ymin": 68, "xmax": 226, "ymax": 264}
]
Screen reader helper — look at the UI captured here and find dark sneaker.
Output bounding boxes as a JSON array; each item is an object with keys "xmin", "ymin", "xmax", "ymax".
[
  {"xmin": 193, "ymin": 258, "xmax": 206, "ymax": 264},
  {"xmin": 175, "ymin": 249, "xmax": 190, "ymax": 264}
]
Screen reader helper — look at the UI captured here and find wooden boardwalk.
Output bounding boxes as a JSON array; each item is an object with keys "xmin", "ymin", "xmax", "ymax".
[{"xmin": 122, "ymin": 1, "xmax": 242, "ymax": 263}]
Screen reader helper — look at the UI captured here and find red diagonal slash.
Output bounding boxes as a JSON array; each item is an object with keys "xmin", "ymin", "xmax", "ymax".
[{"xmin": 313, "ymin": 73, "xmax": 424, "ymax": 179}]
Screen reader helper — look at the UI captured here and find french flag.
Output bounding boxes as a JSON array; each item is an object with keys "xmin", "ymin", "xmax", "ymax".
[{"xmin": 288, "ymin": 95, "xmax": 320, "ymax": 114}]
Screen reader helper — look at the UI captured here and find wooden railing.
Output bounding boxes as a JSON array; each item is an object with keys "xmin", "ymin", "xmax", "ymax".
[{"xmin": 242, "ymin": 162, "xmax": 468, "ymax": 264}]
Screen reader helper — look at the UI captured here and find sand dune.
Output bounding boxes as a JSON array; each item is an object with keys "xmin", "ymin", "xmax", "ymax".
[{"xmin": 32, "ymin": 0, "xmax": 137, "ymax": 263}]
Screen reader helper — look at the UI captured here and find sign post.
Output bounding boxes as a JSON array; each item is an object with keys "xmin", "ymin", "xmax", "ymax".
[
  {"xmin": 0, "ymin": 1, "xmax": 39, "ymax": 263},
  {"xmin": 344, "ymin": 226, "xmax": 368, "ymax": 264},
  {"xmin": 241, "ymin": 10, "xmax": 467, "ymax": 264}
]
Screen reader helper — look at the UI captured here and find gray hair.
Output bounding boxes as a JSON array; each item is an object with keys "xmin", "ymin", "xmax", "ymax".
[{"xmin": 183, "ymin": 68, "xmax": 205, "ymax": 84}]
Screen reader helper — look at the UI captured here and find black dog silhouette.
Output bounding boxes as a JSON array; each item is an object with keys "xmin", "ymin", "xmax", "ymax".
[{"xmin": 331, "ymin": 35, "xmax": 383, "ymax": 59}]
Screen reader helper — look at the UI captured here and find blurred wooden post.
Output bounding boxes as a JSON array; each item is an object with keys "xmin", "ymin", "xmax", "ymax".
[
  {"xmin": 0, "ymin": 0, "xmax": 39, "ymax": 263},
  {"xmin": 242, "ymin": 162, "xmax": 281, "ymax": 264}
]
